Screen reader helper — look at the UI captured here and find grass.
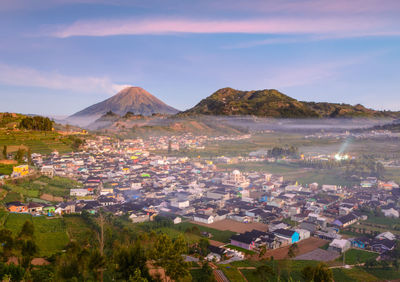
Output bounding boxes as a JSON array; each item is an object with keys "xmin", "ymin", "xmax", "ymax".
[
  {"xmin": 364, "ymin": 267, "xmax": 400, "ymax": 280},
  {"xmin": 63, "ymin": 215, "xmax": 93, "ymax": 243},
  {"xmin": 1, "ymin": 175, "xmax": 81, "ymax": 203},
  {"xmin": 2, "ymin": 191, "xmax": 22, "ymax": 203},
  {"xmin": 337, "ymin": 249, "xmax": 379, "ymax": 265},
  {"xmin": 32, "ymin": 216, "xmax": 69, "ymax": 257},
  {"xmin": 220, "ymin": 265, "xmax": 246, "ymax": 282},
  {"xmin": 225, "ymin": 244, "xmax": 256, "ymax": 255},
  {"xmin": 173, "ymin": 221, "xmax": 236, "ymax": 243},
  {"xmin": 0, "ymin": 210, "xmax": 8, "ymax": 225},
  {"xmin": 0, "ymin": 129, "xmax": 74, "ymax": 154},
  {"xmin": 1, "ymin": 212, "xmax": 69, "ymax": 257},
  {"xmin": 190, "ymin": 269, "xmax": 204, "ymax": 282},
  {"xmin": 4, "ymin": 212, "xmax": 32, "ymax": 235},
  {"xmin": 0, "ymin": 164, "xmax": 13, "ymax": 175}
]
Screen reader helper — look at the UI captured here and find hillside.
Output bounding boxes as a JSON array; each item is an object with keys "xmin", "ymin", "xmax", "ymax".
[
  {"xmin": 180, "ymin": 87, "xmax": 399, "ymax": 118},
  {"xmin": 68, "ymin": 86, "xmax": 179, "ymax": 126},
  {"xmin": 0, "ymin": 113, "xmax": 85, "ymax": 155}
]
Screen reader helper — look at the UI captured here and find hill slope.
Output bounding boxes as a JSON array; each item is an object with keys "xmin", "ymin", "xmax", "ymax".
[
  {"xmin": 180, "ymin": 87, "xmax": 399, "ymax": 118},
  {"xmin": 68, "ymin": 87, "xmax": 179, "ymax": 125}
]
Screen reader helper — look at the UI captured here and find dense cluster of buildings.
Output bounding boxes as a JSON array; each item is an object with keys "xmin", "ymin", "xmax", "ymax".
[{"xmin": 4, "ymin": 134, "xmax": 400, "ymax": 259}]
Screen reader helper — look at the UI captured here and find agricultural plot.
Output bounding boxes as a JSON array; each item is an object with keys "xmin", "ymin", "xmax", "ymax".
[
  {"xmin": 219, "ymin": 265, "xmax": 246, "ymax": 282},
  {"xmin": 63, "ymin": 215, "xmax": 94, "ymax": 243},
  {"xmin": 32, "ymin": 216, "xmax": 69, "ymax": 257},
  {"xmin": 4, "ymin": 213, "xmax": 32, "ymax": 235},
  {"xmin": 337, "ymin": 249, "xmax": 379, "ymax": 265},
  {"xmin": 0, "ymin": 130, "xmax": 73, "ymax": 154}
]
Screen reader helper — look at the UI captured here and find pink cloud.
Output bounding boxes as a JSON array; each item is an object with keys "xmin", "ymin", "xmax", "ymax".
[{"xmin": 49, "ymin": 16, "xmax": 395, "ymax": 38}]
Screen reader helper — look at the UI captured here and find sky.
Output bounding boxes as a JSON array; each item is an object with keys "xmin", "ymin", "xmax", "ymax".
[{"xmin": 0, "ymin": 0, "xmax": 400, "ymax": 116}]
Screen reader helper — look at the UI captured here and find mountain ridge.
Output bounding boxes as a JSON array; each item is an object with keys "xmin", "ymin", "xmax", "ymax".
[{"xmin": 179, "ymin": 87, "xmax": 400, "ymax": 118}]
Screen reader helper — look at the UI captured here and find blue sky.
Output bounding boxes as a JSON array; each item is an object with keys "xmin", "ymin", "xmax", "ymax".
[{"xmin": 0, "ymin": 0, "xmax": 400, "ymax": 116}]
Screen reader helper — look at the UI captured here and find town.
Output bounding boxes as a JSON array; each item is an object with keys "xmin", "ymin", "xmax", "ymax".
[{"xmin": 2, "ymin": 133, "xmax": 399, "ymax": 280}]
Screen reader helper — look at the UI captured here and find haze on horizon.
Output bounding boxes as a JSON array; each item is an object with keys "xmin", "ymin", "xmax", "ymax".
[{"xmin": 0, "ymin": 0, "xmax": 400, "ymax": 116}]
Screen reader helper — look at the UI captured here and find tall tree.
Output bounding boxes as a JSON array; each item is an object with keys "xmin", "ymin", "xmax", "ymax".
[
  {"xmin": 151, "ymin": 234, "xmax": 190, "ymax": 281},
  {"xmin": 301, "ymin": 263, "xmax": 333, "ymax": 282},
  {"xmin": 2, "ymin": 145, "xmax": 7, "ymax": 159}
]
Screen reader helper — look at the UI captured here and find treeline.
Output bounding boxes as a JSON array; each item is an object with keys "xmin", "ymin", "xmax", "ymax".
[
  {"xmin": 268, "ymin": 146, "xmax": 299, "ymax": 158},
  {"xmin": 0, "ymin": 212, "xmax": 195, "ymax": 282},
  {"xmin": 19, "ymin": 116, "xmax": 53, "ymax": 131},
  {"xmin": 300, "ymin": 155, "xmax": 385, "ymax": 179}
]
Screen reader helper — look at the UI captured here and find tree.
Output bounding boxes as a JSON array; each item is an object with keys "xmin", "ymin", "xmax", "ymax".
[
  {"xmin": 259, "ymin": 245, "xmax": 267, "ymax": 258},
  {"xmin": 287, "ymin": 243, "xmax": 299, "ymax": 258},
  {"xmin": 14, "ymin": 148, "xmax": 25, "ymax": 163},
  {"xmin": 114, "ymin": 242, "xmax": 149, "ymax": 281},
  {"xmin": 301, "ymin": 263, "xmax": 333, "ymax": 282},
  {"xmin": 151, "ymin": 234, "xmax": 191, "ymax": 281},
  {"xmin": 2, "ymin": 145, "xmax": 7, "ymax": 159},
  {"xmin": 26, "ymin": 148, "xmax": 32, "ymax": 165},
  {"xmin": 18, "ymin": 221, "xmax": 34, "ymax": 239},
  {"xmin": 199, "ymin": 238, "xmax": 210, "ymax": 256},
  {"xmin": 255, "ymin": 265, "xmax": 275, "ymax": 281},
  {"xmin": 20, "ymin": 239, "xmax": 38, "ymax": 269},
  {"xmin": 0, "ymin": 229, "xmax": 14, "ymax": 259},
  {"xmin": 88, "ymin": 249, "xmax": 106, "ymax": 281},
  {"xmin": 129, "ymin": 269, "xmax": 148, "ymax": 282},
  {"xmin": 198, "ymin": 262, "xmax": 215, "ymax": 282}
]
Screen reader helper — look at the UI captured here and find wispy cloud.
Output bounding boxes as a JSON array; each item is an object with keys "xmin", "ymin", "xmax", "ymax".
[
  {"xmin": 0, "ymin": 63, "xmax": 127, "ymax": 94},
  {"xmin": 46, "ymin": 15, "xmax": 399, "ymax": 41}
]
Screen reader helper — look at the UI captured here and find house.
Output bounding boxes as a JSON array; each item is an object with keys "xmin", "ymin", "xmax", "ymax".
[
  {"xmin": 376, "ymin": 231, "xmax": 396, "ymax": 241},
  {"xmin": 328, "ymin": 239, "xmax": 351, "ymax": 253},
  {"xmin": 193, "ymin": 214, "xmax": 214, "ymax": 224},
  {"xmin": 27, "ymin": 202, "xmax": 43, "ymax": 214},
  {"xmin": 129, "ymin": 212, "xmax": 150, "ymax": 223},
  {"xmin": 273, "ymin": 229, "xmax": 300, "ymax": 244},
  {"xmin": 70, "ymin": 189, "xmax": 90, "ymax": 197},
  {"xmin": 55, "ymin": 202, "xmax": 76, "ymax": 215},
  {"xmin": 6, "ymin": 201, "xmax": 28, "ymax": 213},
  {"xmin": 12, "ymin": 165, "xmax": 29, "ymax": 178},
  {"xmin": 230, "ymin": 230, "xmax": 277, "ymax": 251},
  {"xmin": 382, "ymin": 208, "xmax": 399, "ymax": 218},
  {"xmin": 170, "ymin": 199, "xmax": 189, "ymax": 209},
  {"xmin": 294, "ymin": 229, "xmax": 310, "ymax": 241},
  {"xmin": 173, "ymin": 217, "xmax": 182, "ymax": 224},
  {"xmin": 332, "ymin": 213, "xmax": 358, "ymax": 228},
  {"xmin": 214, "ymin": 210, "xmax": 229, "ymax": 222},
  {"xmin": 351, "ymin": 237, "xmax": 370, "ymax": 249},
  {"xmin": 41, "ymin": 165, "xmax": 55, "ymax": 178},
  {"xmin": 370, "ymin": 239, "xmax": 396, "ymax": 253},
  {"xmin": 43, "ymin": 205, "xmax": 56, "ymax": 215}
]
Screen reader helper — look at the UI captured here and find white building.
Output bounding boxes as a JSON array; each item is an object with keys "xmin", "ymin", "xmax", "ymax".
[
  {"xmin": 170, "ymin": 199, "xmax": 190, "ymax": 209},
  {"xmin": 193, "ymin": 214, "xmax": 214, "ymax": 224},
  {"xmin": 328, "ymin": 239, "xmax": 351, "ymax": 253}
]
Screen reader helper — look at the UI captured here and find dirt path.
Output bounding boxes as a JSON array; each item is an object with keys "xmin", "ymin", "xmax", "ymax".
[
  {"xmin": 190, "ymin": 219, "xmax": 269, "ymax": 233},
  {"xmin": 250, "ymin": 237, "xmax": 328, "ymax": 261}
]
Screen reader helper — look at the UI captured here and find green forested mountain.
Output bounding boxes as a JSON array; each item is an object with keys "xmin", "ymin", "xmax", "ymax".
[{"xmin": 180, "ymin": 87, "xmax": 399, "ymax": 118}]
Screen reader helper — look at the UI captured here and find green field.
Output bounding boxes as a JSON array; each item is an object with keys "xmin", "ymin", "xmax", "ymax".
[
  {"xmin": 1, "ymin": 213, "xmax": 69, "ymax": 257},
  {"xmin": 1, "ymin": 175, "xmax": 81, "ymax": 204},
  {"xmin": 0, "ymin": 164, "xmax": 13, "ymax": 175},
  {"xmin": 63, "ymin": 215, "xmax": 93, "ymax": 243},
  {"xmin": 220, "ymin": 265, "xmax": 246, "ymax": 282},
  {"xmin": 337, "ymin": 249, "xmax": 379, "ymax": 265},
  {"xmin": 4, "ymin": 213, "xmax": 32, "ymax": 235},
  {"xmin": 0, "ymin": 130, "xmax": 74, "ymax": 154},
  {"xmin": 32, "ymin": 216, "xmax": 69, "ymax": 256}
]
